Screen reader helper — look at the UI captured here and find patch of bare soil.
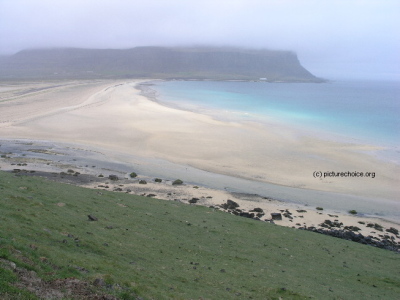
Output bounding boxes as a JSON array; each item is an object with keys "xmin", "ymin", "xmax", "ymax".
[{"xmin": 1, "ymin": 258, "xmax": 122, "ymax": 299}]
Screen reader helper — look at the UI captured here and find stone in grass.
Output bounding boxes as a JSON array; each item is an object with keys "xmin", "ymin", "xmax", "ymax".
[
  {"xmin": 88, "ymin": 215, "xmax": 98, "ymax": 221},
  {"xmin": 172, "ymin": 179, "xmax": 183, "ymax": 185},
  {"xmin": 139, "ymin": 180, "xmax": 147, "ymax": 184},
  {"xmin": 93, "ymin": 278, "xmax": 106, "ymax": 287}
]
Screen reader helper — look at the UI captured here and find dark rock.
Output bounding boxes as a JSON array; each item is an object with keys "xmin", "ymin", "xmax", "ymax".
[
  {"xmin": 250, "ymin": 207, "xmax": 264, "ymax": 213},
  {"xmin": 172, "ymin": 179, "xmax": 183, "ymax": 185},
  {"xmin": 367, "ymin": 223, "xmax": 384, "ymax": 231},
  {"xmin": 300, "ymin": 226, "xmax": 399, "ymax": 252},
  {"xmin": 114, "ymin": 188, "xmax": 123, "ymax": 191},
  {"xmin": 189, "ymin": 198, "xmax": 199, "ymax": 204},
  {"xmin": 108, "ymin": 175, "xmax": 119, "ymax": 181},
  {"xmin": 221, "ymin": 200, "xmax": 240, "ymax": 210},
  {"xmin": 139, "ymin": 180, "xmax": 147, "ymax": 184},
  {"xmin": 147, "ymin": 194, "xmax": 156, "ymax": 197},
  {"xmin": 344, "ymin": 226, "xmax": 361, "ymax": 232},
  {"xmin": 154, "ymin": 178, "xmax": 162, "ymax": 182},
  {"xmin": 271, "ymin": 213, "xmax": 282, "ymax": 220},
  {"xmin": 320, "ymin": 219, "xmax": 342, "ymax": 228},
  {"xmin": 283, "ymin": 212, "xmax": 293, "ymax": 219},
  {"xmin": 386, "ymin": 227, "xmax": 399, "ymax": 235},
  {"xmin": 129, "ymin": 172, "xmax": 137, "ymax": 178},
  {"xmin": 88, "ymin": 215, "xmax": 98, "ymax": 221},
  {"xmin": 239, "ymin": 212, "xmax": 255, "ymax": 218}
]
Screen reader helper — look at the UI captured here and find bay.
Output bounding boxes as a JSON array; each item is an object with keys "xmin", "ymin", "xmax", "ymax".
[{"xmin": 151, "ymin": 80, "xmax": 400, "ymax": 149}]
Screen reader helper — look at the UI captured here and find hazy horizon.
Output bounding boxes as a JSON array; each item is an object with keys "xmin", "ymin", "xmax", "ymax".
[{"xmin": 1, "ymin": 0, "xmax": 399, "ymax": 81}]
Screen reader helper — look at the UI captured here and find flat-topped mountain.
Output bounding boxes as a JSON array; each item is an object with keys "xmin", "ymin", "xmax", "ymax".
[{"xmin": 0, "ymin": 47, "xmax": 323, "ymax": 82}]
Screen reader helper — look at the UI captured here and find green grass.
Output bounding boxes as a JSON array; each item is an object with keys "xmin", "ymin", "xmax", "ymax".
[{"xmin": 0, "ymin": 170, "xmax": 399, "ymax": 299}]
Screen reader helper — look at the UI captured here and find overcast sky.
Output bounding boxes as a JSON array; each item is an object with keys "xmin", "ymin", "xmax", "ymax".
[{"xmin": 0, "ymin": 0, "xmax": 399, "ymax": 80}]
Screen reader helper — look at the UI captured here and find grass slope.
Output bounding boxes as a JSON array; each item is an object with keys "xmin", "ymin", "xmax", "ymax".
[{"xmin": 0, "ymin": 170, "xmax": 399, "ymax": 299}]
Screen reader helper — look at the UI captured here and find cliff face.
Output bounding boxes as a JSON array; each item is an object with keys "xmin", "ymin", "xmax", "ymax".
[{"xmin": 0, "ymin": 47, "xmax": 323, "ymax": 82}]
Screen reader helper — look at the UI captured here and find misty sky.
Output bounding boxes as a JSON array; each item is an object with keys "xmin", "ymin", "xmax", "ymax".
[{"xmin": 0, "ymin": 0, "xmax": 399, "ymax": 80}]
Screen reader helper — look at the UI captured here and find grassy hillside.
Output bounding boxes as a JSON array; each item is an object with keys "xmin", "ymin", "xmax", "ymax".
[
  {"xmin": 0, "ymin": 170, "xmax": 399, "ymax": 299},
  {"xmin": 0, "ymin": 47, "xmax": 323, "ymax": 82}
]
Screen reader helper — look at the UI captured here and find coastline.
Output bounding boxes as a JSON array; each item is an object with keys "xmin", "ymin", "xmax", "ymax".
[
  {"xmin": 139, "ymin": 80, "xmax": 400, "ymax": 165},
  {"xmin": 135, "ymin": 80, "xmax": 400, "ymax": 200},
  {"xmin": 0, "ymin": 79, "xmax": 399, "ymax": 223},
  {"xmin": 0, "ymin": 138, "xmax": 399, "ymax": 250}
]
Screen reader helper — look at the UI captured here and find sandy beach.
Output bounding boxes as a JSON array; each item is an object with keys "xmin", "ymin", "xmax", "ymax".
[
  {"xmin": 0, "ymin": 141, "xmax": 398, "ymax": 248},
  {"xmin": 0, "ymin": 79, "xmax": 399, "ymax": 228}
]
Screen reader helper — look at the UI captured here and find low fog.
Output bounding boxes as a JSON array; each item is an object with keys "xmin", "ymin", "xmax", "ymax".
[{"xmin": 0, "ymin": 0, "xmax": 399, "ymax": 80}]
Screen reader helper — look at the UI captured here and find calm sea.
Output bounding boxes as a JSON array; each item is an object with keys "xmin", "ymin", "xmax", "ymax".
[{"xmin": 149, "ymin": 80, "xmax": 400, "ymax": 161}]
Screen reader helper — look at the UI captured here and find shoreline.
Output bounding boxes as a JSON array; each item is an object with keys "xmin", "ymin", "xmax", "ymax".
[
  {"xmin": 135, "ymin": 80, "xmax": 400, "ymax": 200},
  {"xmin": 0, "ymin": 80, "xmax": 399, "ymax": 221},
  {"xmin": 0, "ymin": 138, "xmax": 399, "ymax": 251},
  {"xmin": 1, "ymin": 137, "xmax": 399, "ymax": 222},
  {"xmin": 139, "ymin": 80, "xmax": 400, "ymax": 165}
]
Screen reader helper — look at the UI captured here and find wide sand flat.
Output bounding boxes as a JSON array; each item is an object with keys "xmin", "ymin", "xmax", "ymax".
[{"xmin": 0, "ymin": 80, "xmax": 399, "ymax": 205}]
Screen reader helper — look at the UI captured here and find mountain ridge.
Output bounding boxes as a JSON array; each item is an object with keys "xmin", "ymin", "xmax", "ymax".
[{"xmin": 0, "ymin": 46, "xmax": 323, "ymax": 82}]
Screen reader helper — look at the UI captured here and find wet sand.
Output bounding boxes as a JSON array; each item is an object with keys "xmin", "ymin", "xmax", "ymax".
[
  {"xmin": 0, "ymin": 142, "xmax": 398, "ymax": 247},
  {"xmin": 0, "ymin": 80, "xmax": 399, "ymax": 222}
]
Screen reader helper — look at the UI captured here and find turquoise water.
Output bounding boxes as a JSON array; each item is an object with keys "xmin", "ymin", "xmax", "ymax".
[{"xmin": 150, "ymin": 80, "xmax": 400, "ymax": 150}]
